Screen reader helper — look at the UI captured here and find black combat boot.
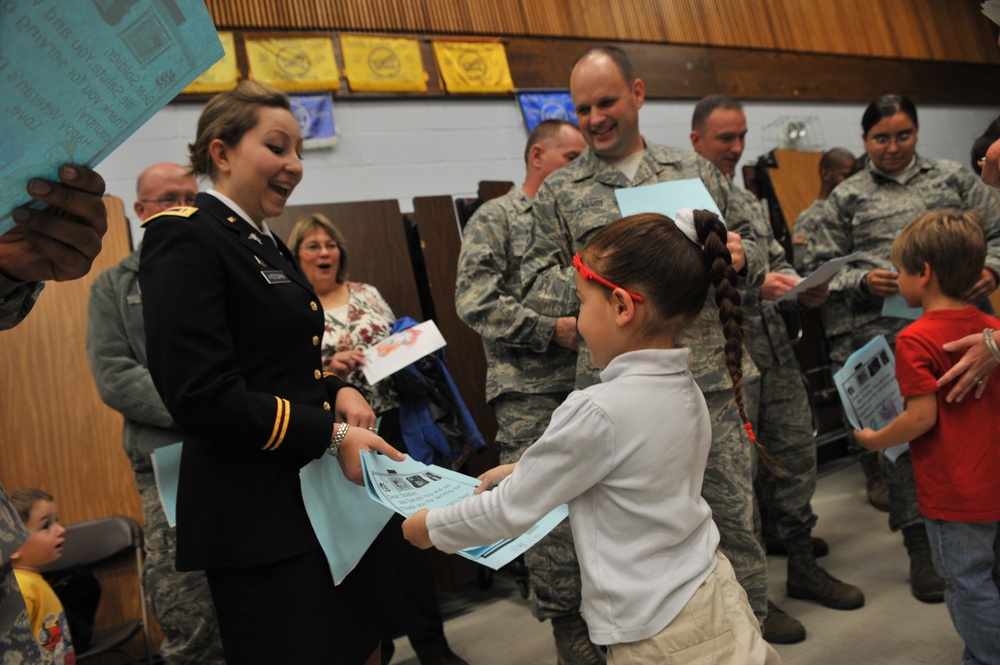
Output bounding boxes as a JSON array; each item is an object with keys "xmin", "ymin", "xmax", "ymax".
[
  {"xmin": 552, "ymin": 613, "xmax": 604, "ymax": 665},
  {"xmin": 902, "ymin": 524, "xmax": 945, "ymax": 603},
  {"xmin": 786, "ymin": 535, "xmax": 865, "ymax": 610}
]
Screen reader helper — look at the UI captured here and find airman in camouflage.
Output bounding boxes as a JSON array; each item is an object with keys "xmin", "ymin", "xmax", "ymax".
[
  {"xmin": 796, "ymin": 95, "xmax": 1000, "ymax": 603},
  {"xmin": 455, "ymin": 120, "xmax": 603, "ymax": 664},
  {"xmin": 692, "ymin": 99, "xmax": 863, "ymax": 643},
  {"xmin": 521, "ymin": 47, "xmax": 772, "ymax": 627},
  {"xmin": 793, "ymin": 198, "xmax": 856, "ymax": 366}
]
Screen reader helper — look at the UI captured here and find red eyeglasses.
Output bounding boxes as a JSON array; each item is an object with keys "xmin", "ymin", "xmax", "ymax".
[{"xmin": 573, "ymin": 253, "xmax": 645, "ymax": 303}]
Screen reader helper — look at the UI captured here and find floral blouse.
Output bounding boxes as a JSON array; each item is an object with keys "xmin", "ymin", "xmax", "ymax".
[{"xmin": 322, "ymin": 281, "xmax": 400, "ymax": 414}]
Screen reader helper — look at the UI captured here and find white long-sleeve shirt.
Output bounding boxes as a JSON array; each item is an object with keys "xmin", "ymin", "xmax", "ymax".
[{"xmin": 427, "ymin": 348, "xmax": 720, "ymax": 645}]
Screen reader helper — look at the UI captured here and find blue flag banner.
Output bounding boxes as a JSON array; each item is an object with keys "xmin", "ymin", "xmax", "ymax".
[
  {"xmin": 290, "ymin": 93, "xmax": 337, "ymax": 149},
  {"xmin": 517, "ymin": 90, "xmax": 577, "ymax": 131}
]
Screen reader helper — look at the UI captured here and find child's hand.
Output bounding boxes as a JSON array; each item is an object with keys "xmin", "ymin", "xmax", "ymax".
[
  {"xmin": 402, "ymin": 509, "xmax": 433, "ymax": 549},
  {"xmin": 475, "ymin": 463, "xmax": 516, "ymax": 493},
  {"xmin": 854, "ymin": 428, "xmax": 877, "ymax": 449}
]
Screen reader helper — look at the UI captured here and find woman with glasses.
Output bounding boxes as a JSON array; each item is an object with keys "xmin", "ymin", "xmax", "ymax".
[
  {"xmin": 796, "ymin": 93, "xmax": 1000, "ymax": 606},
  {"xmin": 288, "ymin": 212, "xmax": 468, "ymax": 665}
]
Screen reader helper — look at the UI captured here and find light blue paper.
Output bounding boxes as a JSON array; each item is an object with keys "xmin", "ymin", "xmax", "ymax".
[
  {"xmin": 832, "ymin": 335, "xmax": 910, "ymax": 462},
  {"xmin": 1, "ymin": 0, "xmax": 224, "ymax": 231},
  {"xmin": 301, "ymin": 453, "xmax": 394, "ymax": 585},
  {"xmin": 614, "ymin": 178, "xmax": 723, "ymax": 222},
  {"xmin": 361, "ymin": 451, "xmax": 569, "ymax": 571},
  {"xmin": 881, "ymin": 293, "xmax": 922, "ymax": 320},
  {"xmin": 150, "ymin": 442, "xmax": 183, "ymax": 528}
]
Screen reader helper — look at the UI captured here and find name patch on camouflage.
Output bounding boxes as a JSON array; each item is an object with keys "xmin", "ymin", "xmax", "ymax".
[{"xmin": 572, "ymin": 198, "xmax": 605, "ymax": 211}]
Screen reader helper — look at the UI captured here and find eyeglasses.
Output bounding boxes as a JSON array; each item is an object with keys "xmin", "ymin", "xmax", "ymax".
[
  {"xmin": 140, "ymin": 194, "xmax": 198, "ymax": 207},
  {"xmin": 573, "ymin": 253, "xmax": 645, "ymax": 303},
  {"xmin": 867, "ymin": 130, "xmax": 915, "ymax": 147},
  {"xmin": 300, "ymin": 241, "xmax": 339, "ymax": 253}
]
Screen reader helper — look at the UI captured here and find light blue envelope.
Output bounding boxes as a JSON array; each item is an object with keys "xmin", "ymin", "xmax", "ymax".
[
  {"xmin": 614, "ymin": 178, "xmax": 723, "ymax": 222},
  {"xmin": 881, "ymin": 293, "xmax": 922, "ymax": 320},
  {"xmin": 150, "ymin": 441, "xmax": 183, "ymax": 528},
  {"xmin": 301, "ymin": 453, "xmax": 394, "ymax": 585}
]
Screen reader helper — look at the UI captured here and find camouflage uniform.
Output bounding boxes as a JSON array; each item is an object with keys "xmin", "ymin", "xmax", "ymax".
[
  {"xmin": 455, "ymin": 188, "xmax": 580, "ymax": 621},
  {"xmin": 795, "ymin": 156, "xmax": 1000, "ymax": 531},
  {"xmin": 736, "ymin": 187, "xmax": 818, "ymax": 545},
  {"xmin": 86, "ymin": 250, "xmax": 225, "ymax": 665},
  {"xmin": 521, "ymin": 142, "xmax": 771, "ymax": 624},
  {"xmin": 793, "ymin": 199, "xmax": 855, "ymax": 366},
  {"xmin": 1, "ymin": 280, "xmax": 47, "ymax": 663}
]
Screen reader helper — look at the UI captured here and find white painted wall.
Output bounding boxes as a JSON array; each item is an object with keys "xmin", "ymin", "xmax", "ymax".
[{"xmin": 99, "ymin": 97, "xmax": 999, "ymax": 246}]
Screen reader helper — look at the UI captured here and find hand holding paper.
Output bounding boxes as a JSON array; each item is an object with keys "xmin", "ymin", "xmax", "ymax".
[
  {"xmin": 1, "ymin": 165, "xmax": 107, "ymax": 282},
  {"xmin": 402, "ymin": 509, "xmax": 432, "ymax": 549}
]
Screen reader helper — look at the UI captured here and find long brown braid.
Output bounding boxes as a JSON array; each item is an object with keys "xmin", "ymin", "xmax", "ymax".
[{"xmin": 580, "ymin": 211, "xmax": 774, "ymax": 468}]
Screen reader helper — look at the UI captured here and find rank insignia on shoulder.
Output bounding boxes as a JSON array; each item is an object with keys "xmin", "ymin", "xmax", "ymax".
[{"xmin": 140, "ymin": 206, "xmax": 199, "ymax": 226}]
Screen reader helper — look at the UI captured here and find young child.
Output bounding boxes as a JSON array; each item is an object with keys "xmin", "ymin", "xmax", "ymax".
[
  {"xmin": 855, "ymin": 209, "xmax": 1000, "ymax": 664},
  {"xmin": 9, "ymin": 488, "xmax": 76, "ymax": 664},
  {"xmin": 404, "ymin": 210, "xmax": 779, "ymax": 663}
]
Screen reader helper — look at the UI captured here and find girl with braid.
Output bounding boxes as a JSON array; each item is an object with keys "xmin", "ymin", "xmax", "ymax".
[{"xmin": 404, "ymin": 211, "xmax": 779, "ymax": 663}]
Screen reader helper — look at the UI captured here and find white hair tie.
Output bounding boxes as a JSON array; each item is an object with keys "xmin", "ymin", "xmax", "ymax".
[{"xmin": 673, "ymin": 208, "xmax": 701, "ymax": 245}]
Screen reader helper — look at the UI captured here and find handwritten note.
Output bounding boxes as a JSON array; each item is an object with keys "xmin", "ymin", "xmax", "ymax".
[{"xmin": 0, "ymin": 0, "xmax": 224, "ymax": 231}]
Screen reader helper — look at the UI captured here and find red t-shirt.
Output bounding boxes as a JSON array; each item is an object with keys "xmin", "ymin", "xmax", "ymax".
[{"xmin": 894, "ymin": 306, "xmax": 1000, "ymax": 522}]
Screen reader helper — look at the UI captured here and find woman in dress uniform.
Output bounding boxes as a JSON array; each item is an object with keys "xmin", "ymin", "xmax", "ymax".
[{"xmin": 139, "ymin": 80, "xmax": 403, "ymax": 665}]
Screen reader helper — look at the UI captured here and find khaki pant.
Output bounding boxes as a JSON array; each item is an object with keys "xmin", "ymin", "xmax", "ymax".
[{"xmin": 607, "ymin": 553, "xmax": 781, "ymax": 665}]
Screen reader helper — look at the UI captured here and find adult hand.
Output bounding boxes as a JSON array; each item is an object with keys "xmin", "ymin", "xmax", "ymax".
[
  {"xmin": 726, "ymin": 232, "xmax": 746, "ymax": 273},
  {"xmin": 981, "ymin": 137, "xmax": 1000, "ymax": 188},
  {"xmin": 327, "ymin": 349, "xmax": 365, "ymax": 379},
  {"xmin": 474, "ymin": 463, "xmax": 516, "ymax": 493},
  {"xmin": 796, "ymin": 283, "xmax": 830, "ymax": 308},
  {"xmin": 759, "ymin": 272, "xmax": 799, "ymax": 301},
  {"xmin": 552, "ymin": 316, "xmax": 578, "ymax": 350},
  {"xmin": 334, "ymin": 386, "xmax": 377, "ymax": 428},
  {"xmin": 962, "ymin": 269, "xmax": 998, "ymax": 303},
  {"xmin": 402, "ymin": 509, "xmax": 433, "ymax": 549},
  {"xmin": 864, "ymin": 269, "xmax": 898, "ymax": 298},
  {"xmin": 937, "ymin": 331, "xmax": 999, "ymax": 403},
  {"xmin": 0, "ymin": 165, "xmax": 107, "ymax": 282},
  {"xmin": 336, "ymin": 426, "xmax": 404, "ymax": 484}
]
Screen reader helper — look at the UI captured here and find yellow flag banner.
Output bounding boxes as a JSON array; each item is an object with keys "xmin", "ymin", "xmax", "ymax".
[
  {"xmin": 432, "ymin": 41, "xmax": 514, "ymax": 94},
  {"xmin": 341, "ymin": 35, "xmax": 427, "ymax": 92},
  {"xmin": 245, "ymin": 36, "xmax": 340, "ymax": 91},
  {"xmin": 183, "ymin": 32, "xmax": 238, "ymax": 94}
]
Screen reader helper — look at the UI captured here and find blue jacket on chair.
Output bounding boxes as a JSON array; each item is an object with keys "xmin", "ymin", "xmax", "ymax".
[{"xmin": 390, "ymin": 317, "xmax": 486, "ymax": 466}]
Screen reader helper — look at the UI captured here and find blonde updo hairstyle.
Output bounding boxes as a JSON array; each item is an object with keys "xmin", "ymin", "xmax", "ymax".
[{"xmin": 188, "ymin": 80, "xmax": 291, "ymax": 181}]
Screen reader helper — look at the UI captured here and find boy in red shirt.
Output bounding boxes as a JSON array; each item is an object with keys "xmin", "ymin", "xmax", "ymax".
[{"xmin": 856, "ymin": 209, "xmax": 1000, "ymax": 665}]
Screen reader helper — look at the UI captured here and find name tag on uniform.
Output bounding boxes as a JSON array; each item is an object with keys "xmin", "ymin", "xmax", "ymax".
[{"xmin": 260, "ymin": 269, "xmax": 290, "ymax": 284}]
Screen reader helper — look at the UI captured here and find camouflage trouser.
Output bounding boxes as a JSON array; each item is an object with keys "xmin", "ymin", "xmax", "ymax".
[
  {"xmin": 135, "ymin": 471, "xmax": 226, "ymax": 665},
  {"xmin": 829, "ymin": 323, "xmax": 922, "ymax": 532},
  {"xmin": 754, "ymin": 361, "xmax": 819, "ymax": 544},
  {"xmin": 494, "ymin": 391, "xmax": 580, "ymax": 621},
  {"xmin": 702, "ymin": 381, "xmax": 769, "ymax": 628},
  {"xmin": 0, "ymin": 565, "xmax": 43, "ymax": 665},
  {"xmin": 0, "ymin": 483, "xmax": 43, "ymax": 664}
]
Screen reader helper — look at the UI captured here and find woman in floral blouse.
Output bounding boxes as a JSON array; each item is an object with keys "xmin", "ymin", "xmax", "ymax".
[{"xmin": 288, "ymin": 213, "xmax": 469, "ymax": 665}]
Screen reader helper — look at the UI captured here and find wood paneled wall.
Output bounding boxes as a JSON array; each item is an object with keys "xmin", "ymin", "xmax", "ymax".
[
  {"xmin": 204, "ymin": 0, "xmax": 1000, "ymax": 64},
  {"xmin": 0, "ymin": 197, "xmax": 157, "ymax": 662}
]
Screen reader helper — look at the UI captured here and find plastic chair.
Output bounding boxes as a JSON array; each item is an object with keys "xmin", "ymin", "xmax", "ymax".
[{"xmin": 41, "ymin": 515, "xmax": 153, "ymax": 664}]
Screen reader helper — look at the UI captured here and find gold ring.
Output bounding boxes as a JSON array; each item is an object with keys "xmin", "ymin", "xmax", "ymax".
[{"xmin": 367, "ymin": 427, "xmax": 377, "ymax": 432}]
